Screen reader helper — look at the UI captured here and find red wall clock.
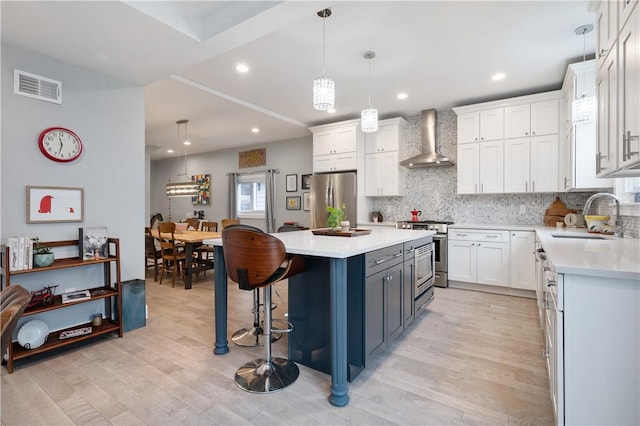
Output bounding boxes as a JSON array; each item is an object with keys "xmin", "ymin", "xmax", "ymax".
[{"xmin": 38, "ymin": 127, "xmax": 83, "ymax": 162}]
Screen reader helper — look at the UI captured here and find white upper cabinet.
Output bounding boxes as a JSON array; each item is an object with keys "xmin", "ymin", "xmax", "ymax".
[
  {"xmin": 364, "ymin": 117, "xmax": 406, "ymax": 196},
  {"xmin": 457, "ymin": 112, "xmax": 480, "ymax": 143},
  {"xmin": 453, "ymin": 91, "xmax": 562, "ymax": 194},
  {"xmin": 312, "ymin": 123, "xmax": 358, "ymax": 156},
  {"xmin": 504, "ymin": 100, "xmax": 558, "ymax": 139},
  {"xmin": 504, "ymin": 104, "xmax": 531, "ymax": 138},
  {"xmin": 597, "ymin": 0, "xmax": 619, "ymax": 69},
  {"xmin": 457, "ymin": 108, "xmax": 503, "ymax": 143},
  {"xmin": 561, "ymin": 60, "xmax": 613, "ymax": 189},
  {"xmin": 618, "ymin": 5, "xmax": 640, "ymax": 170},
  {"xmin": 310, "ymin": 119, "xmax": 359, "ymax": 173},
  {"xmin": 595, "ymin": 1, "xmax": 640, "ymax": 176}
]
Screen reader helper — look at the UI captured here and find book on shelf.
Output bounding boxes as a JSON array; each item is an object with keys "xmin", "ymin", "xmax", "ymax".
[
  {"xmin": 6, "ymin": 237, "xmax": 34, "ymax": 271},
  {"xmin": 61, "ymin": 289, "xmax": 91, "ymax": 303},
  {"xmin": 79, "ymin": 226, "xmax": 108, "ymax": 260}
]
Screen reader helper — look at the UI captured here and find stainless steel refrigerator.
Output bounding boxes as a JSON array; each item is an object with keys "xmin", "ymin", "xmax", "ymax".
[{"xmin": 310, "ymin": 171, "xmax": 357, "ymax": 229}]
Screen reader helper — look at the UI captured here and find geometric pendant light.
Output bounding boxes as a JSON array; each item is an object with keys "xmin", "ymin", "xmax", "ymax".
[{"xmin": 313, "ymin": 8, "xmax": 335, "ymax": 111}]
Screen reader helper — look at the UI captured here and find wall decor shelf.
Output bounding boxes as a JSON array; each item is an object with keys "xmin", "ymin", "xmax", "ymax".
[{"xmin": 1, "ymin": 238, "xmax": 122, "ymax": 373}]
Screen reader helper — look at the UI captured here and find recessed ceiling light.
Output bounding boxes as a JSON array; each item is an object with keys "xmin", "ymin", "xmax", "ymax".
[
  {"xmin": 327, "ymin": 108, "xmax": 336, "ymax": 114},
  {"xmin": 251, "ymin": 127, "xmax": 260, "ymax": 133},
  {"xmin": 167, "ymin": 149, "xmax": 174, "ymax": 154},
  {"xmin": 397, "ymin": 92, "xmax": 408, "ymax": 100},
  {"xmin": 491, "ymin": 73, "xmax": 506, "ymax": 81},
  {"xmin": 236, "ymin": 63, "xmax": 249, "ymax": 73},
  {"xmin": 183, "ymin": 141, "xmax": 191, "ymax": 146}
]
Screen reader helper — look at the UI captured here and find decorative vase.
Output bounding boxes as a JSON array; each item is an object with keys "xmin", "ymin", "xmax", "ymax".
[
  {"xmin": 33, "ymin": 253, "xmax": 54, "ymax": 268},
  {"xmin": 340, "ymin": 221, "xmax": 350, "ymax": 232}
]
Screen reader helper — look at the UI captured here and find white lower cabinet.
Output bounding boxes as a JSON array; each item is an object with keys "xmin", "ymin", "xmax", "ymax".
[
  {"xmin": 448, "ymin": 229, "xmax": 509, "ymax": 287},
  {"xmin": 509, "ymin": 231, "xmax": 536, "ymax": 290}
]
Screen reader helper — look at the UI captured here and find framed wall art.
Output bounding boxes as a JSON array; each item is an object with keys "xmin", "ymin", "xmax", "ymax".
[
  {"xmin": 303, "ymin": 192, "xmax": 310, "ymax": 211},
  {"xmin": 191, "ymin": 174, "xmax": 210, "ymax": 205},
  {"xmin": 301, "ymin": 174, "xmax": 311, "ymax": 190},
  {"xmin": 286, "ymin": 174, "xmax": 297, "ymax": 192},
  {"xmin": 26, "ymin": 186, "xmax": 84, "ymax": 223},
  {"xmin": 286, "ymin": 196, "xmax": 301, "ymax": 210}
]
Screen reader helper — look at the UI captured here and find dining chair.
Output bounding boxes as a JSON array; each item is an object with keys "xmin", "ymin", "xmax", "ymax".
[
  {"xmin": 196, "ymin": 221, "xmax": 218, "ymax": 279},
  {"xmin": 185, "ymin": 218, "xmax": 200, "ymax": 231},
  {"xmin": 220, "ymin": 218, "xmax": 240, "ymax": 229},
  {"xmin": 145, "ymin": 227, "xmax": 161, "ymax": 281},
  {"xmin": 157, "ymin": 222, "xmax": 187, "ymax": 287}
]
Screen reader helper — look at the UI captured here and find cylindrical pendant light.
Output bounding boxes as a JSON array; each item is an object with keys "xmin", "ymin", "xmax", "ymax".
[
  {"xmin": 313, "ymin": 9, "xmax": 335, "ymax": 111},
  {"xmin": 166, "ymin": 119, "xmax": 199, "ymax": 198},
  {"xmin": 361, "ymin": 51, "xmax": 378, "ymax": 133}
]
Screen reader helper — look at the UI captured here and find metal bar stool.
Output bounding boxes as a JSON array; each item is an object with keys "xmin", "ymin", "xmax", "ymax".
[{"xmin": 222, "ymin": 224, "xmax": 304, "ymax": 393}]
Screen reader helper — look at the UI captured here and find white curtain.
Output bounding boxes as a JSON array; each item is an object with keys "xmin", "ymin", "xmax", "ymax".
[
  {"xmin": 227, "ymin": 172, "xmax": 238, "ymax": 219},
  {"xmin": 265, "ymin": 169, "xmax": 277, "ymax": 232}
]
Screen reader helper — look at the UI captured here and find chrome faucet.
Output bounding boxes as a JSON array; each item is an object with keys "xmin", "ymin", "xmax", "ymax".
[{"xmin": 583, "ymin": 193, "xmax": 623, "ymax": 238}]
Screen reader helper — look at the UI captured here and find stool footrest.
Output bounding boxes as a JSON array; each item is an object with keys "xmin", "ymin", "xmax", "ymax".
[{"xmin": 270, "ymin": 318, "xmax": 294, "ymax": 334}]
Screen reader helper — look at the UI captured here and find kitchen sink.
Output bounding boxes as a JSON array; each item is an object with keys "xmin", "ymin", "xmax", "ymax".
[{"xmin": 551, "ymin": 234, "xmax": 607, "ymax": 240}]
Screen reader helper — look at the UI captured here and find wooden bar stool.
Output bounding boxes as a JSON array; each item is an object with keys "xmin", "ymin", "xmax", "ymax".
[{"xmin": 222, "ymin": 225, "xmax": 304, "ymax": 393}]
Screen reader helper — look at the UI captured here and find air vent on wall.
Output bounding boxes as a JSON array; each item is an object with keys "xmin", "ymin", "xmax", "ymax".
[{"xmin": 13, "ymin": 69, "xmax": 62, "ymax": 104}]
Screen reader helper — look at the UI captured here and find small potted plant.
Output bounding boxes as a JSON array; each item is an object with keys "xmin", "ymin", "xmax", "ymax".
[
  {"xmin": 32, "ymin": 237, "xmax": 54, "ymax": 268},
  {"xmin": 326, "ymin": 204, "xmax": 349, "ymax": 231}
]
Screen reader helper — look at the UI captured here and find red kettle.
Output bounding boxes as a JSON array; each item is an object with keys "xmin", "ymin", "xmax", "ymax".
[{"xmin": 411, "ymin": 210, "xmax": 422, "ymax": 222}]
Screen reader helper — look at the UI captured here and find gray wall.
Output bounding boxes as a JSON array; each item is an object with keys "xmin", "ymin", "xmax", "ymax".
[
  {"xmin": 150, "ymin": 137, "xmax": 313, "ymax": 231},
  {"xmin": 1, "ymin": 43, "xmax": 145, "ymax": 282}
]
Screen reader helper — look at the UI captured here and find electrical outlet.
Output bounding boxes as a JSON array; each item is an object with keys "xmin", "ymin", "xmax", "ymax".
[{"xmin": 519, "ymin": 205, "xmax": 526, "ymax": 214}]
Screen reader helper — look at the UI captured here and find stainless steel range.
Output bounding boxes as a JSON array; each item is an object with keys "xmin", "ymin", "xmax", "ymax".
[{"xmin": 396, "ymin": 220, "xmax": 453, "ymax": 288}]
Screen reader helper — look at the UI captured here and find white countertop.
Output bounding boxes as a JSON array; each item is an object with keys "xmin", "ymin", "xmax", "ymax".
[
  {"xmin": 535, "ymin": 227, "xmax": 640, "ymax": 281},
  {"xmin": 450, "ymin": 223, "xmax": 639, "ymax": 281},
  {"xmin": 203, "ymin": 228, "xmax": 434, "ymax": 258}
]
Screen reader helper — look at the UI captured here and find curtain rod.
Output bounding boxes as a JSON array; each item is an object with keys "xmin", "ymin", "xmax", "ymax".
[{"xmin": 227, "ymin": 169, "xmax": 279, "ymax": 175}]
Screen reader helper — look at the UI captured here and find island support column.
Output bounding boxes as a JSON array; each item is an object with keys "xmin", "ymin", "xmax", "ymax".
[
  {"xmin": 329, "ymin": 257, "xmax": 350, "ymax": 406},
  {"xmin": 213, "ymin": 245, "xmax": 229, "ymax": 354}
]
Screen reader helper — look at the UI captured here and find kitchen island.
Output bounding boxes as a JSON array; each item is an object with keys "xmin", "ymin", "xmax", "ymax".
[{"xmin": 205, "ymin": 227, "xmax": 434, "ymax": 406}]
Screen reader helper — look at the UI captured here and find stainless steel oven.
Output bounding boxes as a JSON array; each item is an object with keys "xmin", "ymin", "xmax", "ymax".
[
  {"xmin": 397, "ymin": 220, "xmax": 452, "ymax": 288},
  {"xmin": 415, "ymin": 243, "xmax": 434, "ymax": 297}
]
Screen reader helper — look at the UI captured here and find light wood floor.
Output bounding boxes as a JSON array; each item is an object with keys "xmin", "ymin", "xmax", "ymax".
[{"xmin": 2, "ymin": 272, "xmax": 553, "ymax": 425}]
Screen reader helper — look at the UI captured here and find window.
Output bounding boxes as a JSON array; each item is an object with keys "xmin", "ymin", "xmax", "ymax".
[
  {"xmin": 237, "ymin": 172, "xmax": 266, "ymax": 219},
  {"xmin": 614, "ymin": 177, "xmax": 640, "ymax": 217}
]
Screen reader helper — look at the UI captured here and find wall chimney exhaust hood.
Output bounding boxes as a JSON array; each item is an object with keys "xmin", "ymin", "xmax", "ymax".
[{"xmin": 400, "ymin": 109, "xmax": 454, "ymax": 168}]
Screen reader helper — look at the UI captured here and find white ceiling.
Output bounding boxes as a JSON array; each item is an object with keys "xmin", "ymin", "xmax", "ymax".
[{"xmin": 1, "ymin": 1, "xmax": 597, "ymax": 160}]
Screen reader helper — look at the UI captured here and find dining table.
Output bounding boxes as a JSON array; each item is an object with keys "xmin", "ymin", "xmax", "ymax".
[{"xmin": 150, "ymin": 229, "xmax": 221, "ymax": 289}]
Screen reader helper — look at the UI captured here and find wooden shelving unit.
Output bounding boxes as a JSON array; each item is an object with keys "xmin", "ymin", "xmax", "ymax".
[{"xmin": 1, "ymin": 238, "xmax": 122, "ymax": 373}]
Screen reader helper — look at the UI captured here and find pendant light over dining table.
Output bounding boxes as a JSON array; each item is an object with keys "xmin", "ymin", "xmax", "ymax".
[
  {"xmin": 313, "ymin": 8, "xmax": 334, "ymax": 111},
  {"xmin": 361, "ymin": 51, "xmax": 378, "ymax": 133},
  {"xmin": 166, "ymin": 119, "xmax": 199, "ymax": 197}
]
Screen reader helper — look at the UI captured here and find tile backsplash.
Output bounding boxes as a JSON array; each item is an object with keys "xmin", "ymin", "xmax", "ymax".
[{"xmin": 370, "ymin": 110, "xmax": 639, "ymax": 238}]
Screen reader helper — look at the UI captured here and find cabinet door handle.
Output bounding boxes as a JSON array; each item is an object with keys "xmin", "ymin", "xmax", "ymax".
[
  {"xmin": 485, "ymin": 235, "xmax": 499, "ymax": 238},
  {"xmin": 626, "ymin": 131, "xmax": 639, "ymax": 159},
  {"xmin": 480, "ymin": 183, "xmax": 483, "ymax": 193},
  {"xmin": 394, "ymin": 253, "xmax": 403, "ymax": 258},
  {"xmin": 374, "ymin": 258, "xmax": 386, "ymax": 265},
  {"xmin": 474, "ymin": 183, "xmax": 478, "ymax": 193},
  {"xmin": 547, "ymin": 280, "xmax": 557, "ymax": 287},
  {"xmin": 477, "ymin": 243, "xmax": 481, "ymax": 246},
  {"xmin": 456, "ymin": 233, "xmax": 468, "ymax": 237},
  {"xmin": 599, "ymin": 48, "xmax": 608, "ymax": 58},
  {"xmin": 532, "ymin": 181, "xmax": 535, "ymax": 192},
  {"xmin": 471, "ymin": 243, "xmax": 475, "ymax": 246},
  {"xmin": 475, "ymin": 137, "xmax": 478, "ymax": 141},
  {"xmin": 532, "ymin": 131, "xmax": 536, "ymax": 135},
  {"xmin": 564, "ymin": 177, "xmax": 568, "ymax": 189}
]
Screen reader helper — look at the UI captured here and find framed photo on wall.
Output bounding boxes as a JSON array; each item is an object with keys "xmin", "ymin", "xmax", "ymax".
[
  {"xmin": 26, "ymin": 186, "xmax": 84, "ymax": 223},
  {"xmin": 301, "ymin": 174, "xmax": 311, "ymax": 190},
  {"xmin": 303, "ymin": 192, "xmax": 310, "ymax": 211},
  {"xmin": 286, "ymin": 174, "xmax": 297, "ymax": 192},
  {"xmin": 286, "ymin": 196, "xmax": 301, "ymax": 210}
]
